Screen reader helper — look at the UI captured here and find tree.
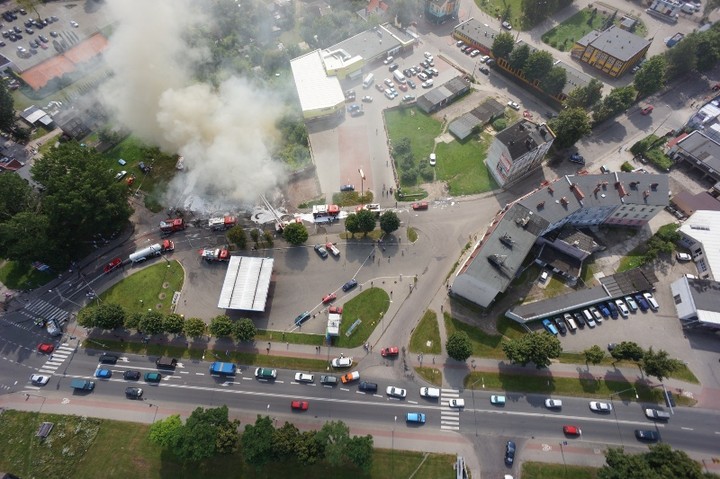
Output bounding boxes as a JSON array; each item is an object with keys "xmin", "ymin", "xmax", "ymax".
[
  {"xmin": 584, "ymin": 345, "xmax": 605, "ymax": 365},
  {"xmin": 633, "ymin": 56, "xmax": 666, "ymax": 96},
  {"xmin": 492, "ymin": 32, "xmax": 515, "ymax": 59},
  {"xmin": 315, "ymin": 420, "xmax": 350, "ymax": 467},
  {"xmin": 610, "ymin": 341, "xmax": 645, "ymax": 362},
  {"xmin": 250, "ymin": 228, "xmax": 260, "ymax": 246},
  {"xmin": 209, "ymin": 314, "xmax": 234, "ymax": 337},
  {"xmin": 184, "ymin": 317, "xmax": 207, "ymax": 338},
  {"xmin": 163, "ymin": 313, "xmax": 185, "ymax": 334},
  {"xmin": 523, "ymin": 50, "xmax": 554, "ymax": 83},
  {"xmin": 93, "ymin": 302, "xmax": 126, "ymax": 330},
  {"xmin": 599, "ymin": 444, "xmax": 707, "ymax": 479},
  {"xmin": 502, "ymin": 332, "xmax": 562, "ymax": 369},
  {"xmin": 233, "ymin": 318, "xmax": 257, "ymax": 342},
  {"xmin": 379, "ymin": 211, "xmax": 400, "ymax": 235},
  {"xmin": 388, "ymin": 0, "xmax": 420, "ymax": 28},
  {"xmin": 282, "ymin": 222, "xmax": 308, "ymax": 245},
  {"xmin": 242, "ymin": 415, "xmax": 276, "ymax": 466},
  {"xmin": 148, "ymin": 414, "xmax": 183, "ymax": 448},
  {"xmin": 0, "ymin": 81, "xmax": 15, "ymax": 131},
  {"xmin": 296, "ymin": 430, "xmax": 324, "ymax": 465},
  {"xmin": 263, "ymin": 230, "xmax": 274, "ymax": 247},
  {"xmin": 273, "ymin": 421, "xmax": 301, "ymax": 458},
  {"xmin": 76, "ymin": 307, "xmax": 95, "ymax": 328},
  {"xmin": 664, "ymin": 35, "xmax": 698, "ymax": 79},
  {"xmin": 356, "ymin": 209, "xmax": 376, "ymax": 236},
  {"xmin": 124, "ymin": 311, "xmax": 142, "ymax": 330},
  {"xmin": 0, "ymin": 212, "xmax": 51, "ymax": 265},
  {"xmin": 0, "ymin": 173, "xmax": 33, "ymax": 222},
  {"xmin": 345, "ymin": 435, "xmax": 374, "ymax": 472},
  {"xmin": 541, "ymin": 66, "xmax": 567, "ymax": 96},
  {"xmin": 139, "ymin": 310, "xmax": 165, "ymax": 335},
  {"xmin": 227, "ymin": 225, "xmax": 247, "ymax": 249},
  {"xmin": 345, "ymin": 213, "xmax": 360, "ymax": 236},
  {"xmin": 695, "ymin": 34, "xmax": 720, "ymax": 72},
  {"xmin": 446, "ymin": 331, "xmax": 472, "ymax": 361},
  {"xmin": 172, "ymin": 406, "xmax": 239, "ymax": 462},
  {"xmin": 565, "ymin": 79, "xmax": 604, "ymax": 109},
  {"xmin": 508, "ymin": 43, "xmax": 530, "ymax": 70},
  {"xmin": 642, "ymin": 347, "xmax": 682, "ymax": 382},
  {"xmin": 549, "ymin": 108, "xmax": 592, "ymax": 148},
  {"xmin": 594, "ymin": 86, "xmax": 636, "ymax": 123}
]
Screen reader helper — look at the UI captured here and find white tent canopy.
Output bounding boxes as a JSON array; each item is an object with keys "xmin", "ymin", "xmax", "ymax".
[{"xmin": 218, "ymin": 256, "xmax": 274, "ymax": 311}]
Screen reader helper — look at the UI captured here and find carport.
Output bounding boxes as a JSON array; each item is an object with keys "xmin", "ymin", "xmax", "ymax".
[{"xmin": 217, "ymin": 256, "xmax": 274, "ymax": 311}]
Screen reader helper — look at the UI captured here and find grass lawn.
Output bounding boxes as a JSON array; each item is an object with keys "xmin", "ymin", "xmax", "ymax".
[
  {"xmin": 409, "ymin": 309, "xmax": 442, "ymax": 354},
  {"xmin": 334, "ymin": 287, "xmax": 391, "ymax": 348},
  {"xmin": 255, "ymin": 329, "xmax": 324, "ymax": 346},
  {"xmin": 543, "ymin": 276, "xmax": 568, "ymax": 298},
  {"xmin": 541, "ymin": 8, "xmax": 612, "ymax": 51},
  {"xmin": 444, "ymin": 313, "xmax": 525, "ymax": 359},
  {"xmin": 522, "ymin": 462, "xmax": 599, "ymax": 479},
  {"xmin": 477, "ymin": 0, "xmax": 524, "ymax": 30},
  {"xmin": 435, "ymin": 132, "xmax": 498, "ymax": 195},
  {"xmin": 96, "ymin": 260, "xmax": 184, "ymax": 314},
  {"xmin": 463, "ymin": 371, "xmax": 696, "ymax": 406},
  {"xmin": 0, "ymin": 410, "xmax": 456, "ymax": 479},
  {"xmin": 0, "ymin": 260, "xmax": 55, "ymax": 290},
  {"xmin": 557, "ymin": 353, "xmax": 699, "ymax": 384},
  {"xmin": 407, "ymin": 226, "xmax": 418, "ymax": 243},
  {"xmin": 617, "ymin": 249, "xmax": 645, "ymax": 272},
  {"xmin": 416, "ymin": 366, "xmax": 443, "ymax": 386}
]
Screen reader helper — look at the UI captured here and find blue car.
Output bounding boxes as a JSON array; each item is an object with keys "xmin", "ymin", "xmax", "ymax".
[
  {"xmin": 95, "ymin": 368, "xmax": 112, "ymax": 379},
  {"xmin": 597, "ymin": 303, "xmax": 610, "ymax": 318},
  {"xmin": 542, "ymin": 318, "xmax": 559, "ymax": 336},
  {"xmin": 606, "ymin": 301, "xmax": 619, "ymax": 319},
  {"xmin": 406, "ymin": 412, "xmax": 426, "ymax": 424},
  {"xmin": 342, "ymin": 279, "xmax": 358, "ymax": 292},
  {"xmin": 635, "ymin": 294, "xmax": 649, "ymax": 311},
  {"xmin": 294, "ymin": 311, "xmax": 311, "ymax": 327}
]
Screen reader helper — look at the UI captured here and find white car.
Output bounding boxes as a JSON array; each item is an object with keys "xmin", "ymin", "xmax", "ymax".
[
  {"xmin": 424, "ymin": 51, "xmax": 433, "ymax": 59},
  {"xmin": 470, "ymin": 49, "xmax": 480, "ymax": 57},
  {"xmin": 420, "ymin": 387, "xmax": 440, "ymax": 398},
  {"xmin": 507, "ymin": 100, "xmax": 520, "ymax": 111},
  {"xmin": 589, "ymin": 401, "xmax": 613, "ymax": 412},
  {"xmin": 676, "ymin": 252, "xmax": 692, "ymax": 261},
  {"xmin": 386, "ymin": 386, "xmax": 407, "ymax": 398},
  {"xmin": 383, "ymin": 56, "xmax": 393, "ymax": 65},
  {"xmin": 384, "ymin": 78, "xmax": 394, "ymax": 87},
  {"xmin": 490, "ymin": 395, "xmax": 506, "ymax": 405},
  {"xmin": 449, "ymin": 398, "xmax": 465, "ymax": 408},
  {"xmin": 294, "ymin": 372, "xmax": 314, "ymax": 383},
  {"xmin": 544, "ymin": 399, "xmax": 562, "ymax": 409},
  {"xmin": 502, "ymin": 21, "xmax": 512, "ymax": 30},
  {"xmin": 115, "ymin": 170, "xmax": 127, "ymax": 181},
  {"xmin": 421, "ymin": 80, "xmax": 434, "ymax": 88},
  {"xmin": 615, "ymin": 299, "xmax": 630, "ymax": 317},
  {"xmin": 480, "ymin": 55, "xmax": 490, "ymax": 63},
  {"xmin": 30, "ymin": 374, "xmax": 49, "ymax": 385},
  {"xmin": 70, "ymin": 20, "xmax": 79, "ymax": 28},
  {"xmin": 331, "ymin": 357, "xmax": 353, "ymax": 368},
  {"xmin": 540, "ymin": 271, "xmax": 549, "ymax": 283},
  {"xmin": 624, "ymin": 296, "xmax": 638, "ymax": 312},
  {"xmin": 429, "ymin": 153, "xmax": 436, "ymax": 166}
]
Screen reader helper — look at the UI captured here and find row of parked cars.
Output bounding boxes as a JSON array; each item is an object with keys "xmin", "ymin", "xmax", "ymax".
[{"xmin": 541, "ymin": 292, "xmax": 660, "ymax": 336}]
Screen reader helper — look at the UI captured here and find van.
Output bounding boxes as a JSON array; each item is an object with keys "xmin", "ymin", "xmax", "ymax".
[
  {"xmin": 645, "ymin": 408, "xmax": 671, "ymax": 420},
  {"xmin": 393, "ymin": 70, "xmax": 406, "ymax": 84},
  {"xmin": 362, "ymin": 73, "xmax": 374, "ymax": 89},
  {"xmin": 582, "ymin": 309, "xmax": 593, "ymax": 322},
  {"xmin": 681, "ymin": 3, "xmax": 697, "ymax": 13}
]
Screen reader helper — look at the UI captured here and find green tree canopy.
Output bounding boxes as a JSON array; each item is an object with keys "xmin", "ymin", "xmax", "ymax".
[
  {"xmin": 163, "ymin": 313, "xmax": 185, "ymax": 334},
  {"xmin": 610, "ymin": 341, "xmax": 644, "ymax": 362},
  {"xmin": 0, "ymin": 173, "xmax": 33, "ymax": 222},
  {"xmin": 584, "ymin": 345, "xmax": 606, "ymax": 365},
  {"xmin": 509, "ymin": 43, "xmax": 530, "ymax": 70},
  {"xmin": 492, "ymin": 32, "xmax": 515, "ymax": 59},
  {"xmin": 124, "ymin": 311, "xmax": 143, "ymax": 330},
  {"xmin": 0, "ymin": 211, "xmax": 51, "ymax": 265},
  {"xmin": 233, "ymin": 318, "xmax": 257, "ymax": 342},
  {"xmin": 379, "ymin": 211, "xmax": 401, "ymax": 235},
  {"xmin": 172, "ymin": 406, "xmax": 239, "ymax": 462},
  {"xmin": 356, "ymin": 209, "xmax": 376, "ymax": 236},
  {"xmin": 446, "ymin": 331, "xmax": 472, "ymax": 361},
  {"xmin": 599, "ymin": 444, "xmax": 708, "ymax": 479},
  {"xmin": 541, "ymin": 66, "xmax": 567, "ymax": 96},
  {"xmin": 0, "ymin": 81, "xmax": 15, "ymax": 131},
  {"xmin": 226, "ymin": 225, "xmax": 247, "ymax": 249},
  {"xmin": 92, "ymin": 302, "xmax": 126, "ymax": 330},
  {"xmin": 148, "ymin": 414, "xmax": 183, "ymax": 448},
  {"xmin": 502, "ymin": 332, "xmax": 562, "ymax": 369},
  {"xmin": 523, "ymin": 50, "xmax": 554, "ymax": 83},
  {"xmin": 642, "ymin": 347, "xmax": 682, "ymax": 382},
  {"xmin": 184, "ymin": 317, "xmax": 207, "ymax": 338},
  {"xmin": 664, "ymin": 35, "xmax": 698, "ymax": 79},
  {"xmin": 282, "ymin": 222, "xmax": 309, "ymax": 245},
  {"xmin": 549, "ymin": 107, "xmax": 592, "ymax": 149},
  {"xmin": 315, "ymin": 420, "xmax": 350, "ymax": 467},
  {"xmin": 209, "ymin": 314, "xmax": 233, "ymax": 337},
  {"xmin": 345, "ymin": 213, "xmax": 360, "ymax": 235},
  {"xmin": 565, "ymin": 78, "xmax": 604, "ymax": 110},
  {"xmin": 139, "ymin": 310, "xmax": 165, "ymax": 335},
  {"xmin": 242, "ymin": 415, "xmax": 276, "ymax": 466},
  {"xmin": 272, "ymin": 421, "xmax": 301, "ymax": 459},
  {"xmin": 633, "ymin": 56, "xmax": 666, "ymax": 96},
  {"xmin": 345, "ymin": 435, "xmax": 374, "ymax": 472}
]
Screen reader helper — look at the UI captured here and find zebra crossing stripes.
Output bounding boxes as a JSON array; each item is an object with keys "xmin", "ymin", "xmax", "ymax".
[
  {"xmin": 22, "ymin": 299, "xmax": 69, "ymax": 324},
  {"xmin": 37, "ymin": 344, "xmax": 74, "ymax": 375},
  {"xmin": 440, "ymin": 388, "xmax": 461, "ymax": 431}
]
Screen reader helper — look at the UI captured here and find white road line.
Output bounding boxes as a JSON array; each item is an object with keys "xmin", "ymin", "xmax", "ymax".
[
  {"xmin": 441, "ymin": 425, "xmax": 460, "ymax": 430},
  {"xmin": 179, "ymin": 371, "xmax": 189, "ymax": 374},
  {"xmin": 714, "ymin": 431, "xmax": 720, "ymax": 435},
  {"xmin": 340, "ymin": 387, "xmax": 350, "ymax": 391},
  {"xmin": 681, "ymin": 427, "xmax": 694, "ymax": 431},
  {"xmin": 408, "ymin": 400, "xmax": 418, "ymax": 404},
  {"xmin": 38, "ymin": 369, "xmax": 56, "ymax": 374},
  {"xmin": 242, "ymin": 377, "xmax": 252, "ymax": 380}
]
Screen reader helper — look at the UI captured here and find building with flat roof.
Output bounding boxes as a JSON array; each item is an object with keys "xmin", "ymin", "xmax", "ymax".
[
  {"xmin": 448, "ymin": 98, "xmax": 505, "ymax": 140},
  {"xmin": 667, "ymin": 131, "xmax": 720, "ymax": 184},
  {"xmin": 677, "ymin": 210, "xmax": 720, "ymax": 280},
  {"xmin": 571, "ymin": 25, "xmax": 650, "ymax": 78},
  {"xmin": 670, "ymin": 277, "xmax": 720, "ymax": 329},
  {"xmin": 451, "ymin": 172, "xmax": 669, "ymax": 308},
  {"xmin": 218, "ymin": 256, "xmax": 274, "ymax": 311},
  {"xmin": 485, "ymin": 120, "xmax": 555, "ymax": 188},
  {"xmin": 416, "ymin": 76, "xmax": 470, "ymax": 113},
  {"xmin": 290, "ymin": 50, "xmax": 346, "ymax": 120}
]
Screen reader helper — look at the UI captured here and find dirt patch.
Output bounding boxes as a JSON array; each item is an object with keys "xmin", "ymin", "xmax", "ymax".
[{"xmin": 284, "ymin": 174, "xmax": 321, "ymax": 210}]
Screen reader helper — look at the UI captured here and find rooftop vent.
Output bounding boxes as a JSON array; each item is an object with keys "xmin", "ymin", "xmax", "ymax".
[
  {"xmin": 500, "ymin": 233, "xmax": 514, "ymax": 247},
  {"xmin": 651, "ymin": 182, "xmax": 658, "ymax": 190}
]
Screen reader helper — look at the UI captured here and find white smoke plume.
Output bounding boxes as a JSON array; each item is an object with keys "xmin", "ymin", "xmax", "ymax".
[{"xmin": 98, "ymin": 0, "xmax": 285, "ymax": 209}]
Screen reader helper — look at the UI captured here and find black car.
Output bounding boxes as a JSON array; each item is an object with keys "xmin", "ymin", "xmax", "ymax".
[
  {"xmin": 358, "ymin": 381, "xmax": 378, "ymax": 393},
  {"xmin": 553, "ymin": 317, "xmax": 567, "ymax": 335},
  {"xmin": 402, "ymin": 68, "xmax": 411, "ymax": 77},
  {"xmin": 314, "ymin": 244, "xmax": 328, "ymax": 258},
  {"xmin": 388, "ymin": 63, "xmax": 398, "ymax": 72},
  {"xmin": 49, "ymin": 31, "xmax": 58, "ymax": 37},
  {"xmin": 125, "ymin": 387, "xmax": 143, "ymax": 399},
  {"xmin": 634, "ymin": 430, "xmax": 659, "ymax": 442},
  {"xmin": 505, "ymin": 441, "xmax": 516, "ymax": 465},
  {"xmin": 573, "ymin": 312, "xmax": 586, "ymax": 328},
  {"xmin": 342, "ymin": 279, "xmax": 358, "ymax": 292},
  {"xmin": 99, "ymin": 354, "xmax": 119, "ymax": 364},
  {"xmin": 123, "ymin": 370, "xmax": 141, "ymax": 380},
  {"xmin": 38, "ymin": 35, "xmax": 48, "ymax": 43},
  {"xmin": 479, "ymin": 66, "xmax": 490, "ymax": 75},
  {"xmin": 13, "ymin": 26, "xmax": 21, "ymax": 34},
  {"xmin": 340, "ymin": 184, "xmax": 355, "ymax": 192},
  {"xmin": 25, "ymin": 27, "xmax": 33, "ymax": 35},
  {"xmin": 29, "ymin": 40, "xmax": 37, "ymax": 48}
]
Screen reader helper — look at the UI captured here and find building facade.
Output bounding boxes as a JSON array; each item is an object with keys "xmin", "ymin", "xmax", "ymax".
[
  {"xmin": 424, "ymin": 0, "xmax": 460, "ymax": 24},
  {"xmin": 571, "ymin": 25, "xmax": 650, "ymax": 78},
  {"xmin": 485, "ymin": 120, "xmax": 555, "ymax": 188},
  {"xmin": 677, "ymin": 210, "xmax": 720, "ymax": 281}
]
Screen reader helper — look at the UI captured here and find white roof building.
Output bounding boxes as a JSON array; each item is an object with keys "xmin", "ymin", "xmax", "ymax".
[
  {"xmin": 289, "ymin": 50, "xmax": 345, "ymax": 120},
  {"xmin": 218, "ymin": 256, "xmax": 274, "ymax": 311},
  {"xmin": 670, "ymin": 277, "xmax": 720, "ymax": 329},
  {"xmin": 677, "ymin": 210, "xmax": 720, "ymax": 280}
]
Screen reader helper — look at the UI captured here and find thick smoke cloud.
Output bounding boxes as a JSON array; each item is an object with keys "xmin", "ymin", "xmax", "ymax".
[{"xmin": 98, "ymin": 0, "xmax": 285, "ymax": 209}]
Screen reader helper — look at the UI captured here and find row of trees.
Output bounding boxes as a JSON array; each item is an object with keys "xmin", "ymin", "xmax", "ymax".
[
  {"xmin": 584, "ymin": 341, "xmax": 683, "ymax": 382},
  {"xmin": 346, "ymin": 209, "xmax": 401, "ymax": 237},
  {"xmin": 77, "ymin": 302, "xmax": 257, "ymax": 341},
  {"xmin": 393, "ymin": 137, "xmax": 434, "ymax": 186},
  {"xmin": 599, "ymin": 443, "xmax": 713, "ymax": 479},
  {"xmin": 150, "ymin": 409, "xmax": 374, "ymax": 470}
]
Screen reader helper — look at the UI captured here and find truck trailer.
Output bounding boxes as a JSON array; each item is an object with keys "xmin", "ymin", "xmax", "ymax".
[
  {"xmin": 129, "ymin": 240, "xmax": 174, "ymax": 263},
  {"xmin": 209, "ymin": 362, "xmax": 237, "ymax": 375}
]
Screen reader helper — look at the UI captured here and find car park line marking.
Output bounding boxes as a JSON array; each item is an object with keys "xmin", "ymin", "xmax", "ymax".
[
  {"xmin": 408, "ymin": 400, "xmax": 418, "ymax": 404},
  {"xmin": 340, "ymin": 387, "xmax": 350, "ymax": 391},
  {"xmin": 242, "ymin": 377, "xmax": 252, "ymax": 380}
]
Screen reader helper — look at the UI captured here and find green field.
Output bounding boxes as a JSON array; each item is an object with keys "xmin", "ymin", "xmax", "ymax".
[
  {"xmin": 0, "ymin": 410, "xmax": 457, "ymax": 479},
  {"xmin": 334, "ymin": 287, "xmax": 391, "ymax": 348},
  {"xmin": 97, "ymin": 260, "xmax": 184, "ymax": 314},
  {"xmin": 522, "ymin": 462, "xmax": 599, "ymax": 479},
  {"xmin": 541, "ymin": 8, "xmax": 612, "ymax": 51},
  {"xmin": 435, "ymin": 133, "xmax": 498, "ymax": 195},
  {"xmin": 409, "ymin": 309, "xmax": 442, "ymax": 354},
  {"xmin": 444, "ymin": 313, "xmax": 526, "ymax": 359}
]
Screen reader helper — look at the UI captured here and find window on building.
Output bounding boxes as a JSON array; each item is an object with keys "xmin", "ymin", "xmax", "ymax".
[{"xmin": 674, "ymin": 294, "xmax": 682, "ymax": 305}]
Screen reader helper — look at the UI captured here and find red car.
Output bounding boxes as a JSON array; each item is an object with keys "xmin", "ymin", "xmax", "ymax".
[
  {"xmin": 563, "ymin": 425, "xmax": 582, "ymax": 436},
  {"xmin": 38, "ymin": 343, "xmax": 54, "ymax": 354},
  {"xmin": 328, "ymin": 305, "xmax": 343, "ymax": 314},
  {"xmin": 381, "ymin": 347, "xmax": 399, "ymax": 357},
  {"xmin": 411, "ymin": 201, "xmax": 429, "ymax": 211},
  {"xmin": 398, "ymin": 83, "xmax": 408, "ymax": 91},
  {"xmin": 291, "ymin": 400, "xmax": 309, "ymax": 411},
  {"xmin": 104, "ymin": 257, "xmax": 122, "ymax": 273},
  {"xmin": 322, "ymin": 293, "xmax": 337, "ymax": 304}
]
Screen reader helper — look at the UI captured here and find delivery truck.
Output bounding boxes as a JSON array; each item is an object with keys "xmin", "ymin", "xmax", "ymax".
[{"xmin": 209, "ymin": 362, "xmax": 237, "ymax": 376}]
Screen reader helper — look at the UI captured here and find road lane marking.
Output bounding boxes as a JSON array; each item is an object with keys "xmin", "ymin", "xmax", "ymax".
[
  {"xmin": 408, "ymin": 400, "xmax": 418, "ymax": 404},
  {"xmin": 682, "ymin": 427, "xmax": 694, "ymax": 431}
]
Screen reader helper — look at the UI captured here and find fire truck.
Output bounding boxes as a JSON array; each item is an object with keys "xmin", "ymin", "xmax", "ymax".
[
  {"xmin": 208, "ymin": 216, "xmax": 237, "ymax": 231},
  {"xmin": 200, "ymin": 248, "xmax": 230, "ymax": 262},
  {"xmin": 160, "ymin": 218, "xmax": 185, "ymax": 234}
]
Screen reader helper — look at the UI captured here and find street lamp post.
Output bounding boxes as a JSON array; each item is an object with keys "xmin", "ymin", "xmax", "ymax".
[
  {"xmin": 358, "ymin": 168, "xmax": 365, "ymax": 200},
  {"xmin": 392, "ymin": 415, "xmax": 397, "ymax": 475},
  {"xmin": 609, "ymin": 387, "xmax": 639, "ymax": 446},
  {"xmin": 148, "ymin": 403, "xmax": 159, "ymax": 423},
  {"xmin": 469, "ymin": 375, "xmax": 484, "ymax": 437}
]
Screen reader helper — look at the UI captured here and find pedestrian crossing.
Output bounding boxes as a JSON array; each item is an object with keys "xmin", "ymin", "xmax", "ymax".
[
  {"xmin": 440, "ymin": 388, "xmax": 461, "ymax": 431},
  {"xmin": 37, "ymin": 344, "xmax": 74, "ymax": 375},
  {"xmin": 19, "ymin": 299, "xmax": 69, "ymax": 325}
]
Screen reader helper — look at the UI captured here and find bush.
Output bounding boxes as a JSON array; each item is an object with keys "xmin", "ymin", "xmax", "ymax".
[
  {"xmin": 492, "ymin": 118, "xmax": 507, "ymax": 131},
  {"xmin": 621, "ymin": 161, "xmax": 634, "ymax": 172}
]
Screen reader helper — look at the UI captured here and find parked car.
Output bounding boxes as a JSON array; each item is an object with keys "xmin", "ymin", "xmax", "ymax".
[
  {"xmin": 569, "ymin": 153, "xmax": 585, "ymax": 165},
  {"xmin": 676, "ymin": 252, "xmax": 692, "ymax": 261},
  {"xmin": 635, "ymin": 294, "xmax": 650, "ymax": 311},
  {"xmin": 341, "ymin": 371, "xmax": 360, "ymax": 383},
  {"xmin": 30, "ymin": 374, "xmax": 49, "ymax": 385},
  {"xmin": 590, "ymin": 306, "xmax": 604, "ymax": 322},
  {"xmin": 429, "ymin": 153, "xmax": 436, "ymax": 165},
  {"xmin": 123, "ymin": 370, "xmax": 141, "ymax": 380},
  {"xmin": 321, "ymin": 293, "xmax": 337, "ymax": 304},
  {"xmin": 407, "ymin": 79, "xmax": 416, "ymax": 89},
  {"xmin": 507, "ymin": 100, "xmax": 520, "ymax": 111},
  {"xmin": 501, "ymin": 21, "xmax": 512, "ymax": 30},
  {"xmin": 573, "ymin": 312, "xmax": 586, "ymax": 328},
  {"xmin": 504, "ymin": 441, "xmax": 516, "ymax": 465},
  {"xmin": 553, "ymin": 317, "xmax": 567, "ymax": 335},
  {"xmin": 358, "ymin": 381, "xmax": 378, "ymax": 392},
  {"xmin": 615, "ymin": 299, "xmax": 630, "ymax": 317},
  {"xmin": 643, "ymin": 292, "xmax": 659, "ymax": 311},
  {"xmin": 421, "ymin": 80, "xmax": 434, "ymax": 88},
  {"xmin": 420, "ymin": 387, "xmax": 440, "ymax": 398},
  {"xmin": 449, "ymin": 398, "xmax": 465, "ymax": 408},
  {"xmin": 294, "ymin": 372, "xmax": 314, "ymax": 383},
  {"xmin": 144, "ymin": 372, "xmax": 162, "ymax": 382},
  {"xmin": 563, "ymin": 425, "xmax": 582, "ymax": 436},
  {"xmin": 361, "ymin": 95, "xmax": 373, "ymax": 103},
  {"xmin": 406, "ymin": 412, "xmax": 426, "ymax": 424},
  {"xmin": 314, "ymin": 243, "xmax": 329, "ymax": 258},
  {"xmin": 96, "ymin": 368, "xmax": 112, "ymax": 379},
  {"xmin": 125, "ymin": 387, "xmax": 143, "ymax": 399},
  {"xmin": 103, "ymin": 257, "xmax": 122, "ymax": 273},
  {"xmin": 589, "ymin": 401, "xmax": 613, "ymax": 412},
  {"xmin": 645, "ymin": 408, "xmax": 671, "ymax": 420},
  {"xmin": 342, "ymin": 279, "xmax": 358, "ymax": 292},
  {"xmin": 386, "ymin": 386, "xmax": 407, "ymax": 398},
  {"xmin": 294, "ymin": 311, "xmax": 311, "ymax": 327},
  {"xmin": 624, "ymin": 296, "xmax": 639, "ymax": 312},
  {"xmin": 340, "ymin": 184, "xmax": 355, "ymax": 192},
  {"xmin": 412, "ymin": 201, "xmax": 429, "ymax": 210},
  {"xmin": 331, "ymin": 357, "xmax": 353, "ymax": 368},
  {"xmin": 545, "ymin": 399, "xmax": 563, "ymax": 409},
  {"xmin": 381, "ymin": 346, "xmax": 399, "ymax": 357},
  {"xmin": 539, "ymin": 271, "xmax": 549, "ymax": 283},
  {"xmin": 99, "ymin": 354, "xmax": 119, "ymax": 364},
  {"xmin": 320, "ymin": 375, "xmax": 339, "ymax": 385},
  {"xmin": 635, "ymin": 429, "xmax": 660, "ymax": 442},
  {"xmin": 542, "ymin": 318, "xmax": 558, "ymax": 336}
]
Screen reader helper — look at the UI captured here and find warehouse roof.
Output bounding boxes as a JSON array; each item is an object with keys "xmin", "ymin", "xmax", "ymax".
[
  {"xmin": 218, "ymin": 256, "xmax": 274, "ymax": 311},
  {"xmin": 290, "ymin": 49, "xmax": 345, "ymax": 113}
]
